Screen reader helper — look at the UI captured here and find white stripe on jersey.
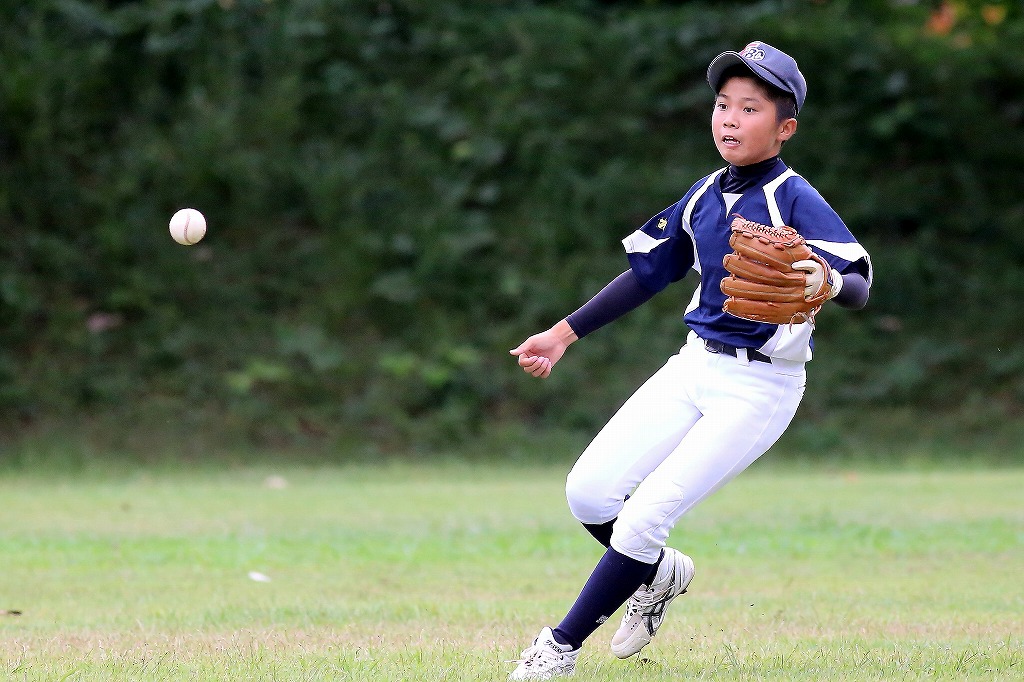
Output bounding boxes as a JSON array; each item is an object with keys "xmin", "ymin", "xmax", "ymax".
[
  {"xmin": 762, "ymin": 168, "xmax": 798, "ymax": 227},
  {"xmin": 681, "ymin": 169, "xmax": 726, "ymax": 276},
  {"xmin": 684, "ymin": 286, "xmax": 701, "ymax": 316},
  {"xmin": 622, "ymin": 231, "xmax": 669, "ymax": 254},
  {"xmin": 807, "ymin": 239, "xmax": 874, "ymax": 284}
]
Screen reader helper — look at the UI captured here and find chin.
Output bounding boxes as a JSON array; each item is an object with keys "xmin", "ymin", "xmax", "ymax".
[{"xmin": 719, "ymin": 150, "xmax": 745, "ymax": 165}]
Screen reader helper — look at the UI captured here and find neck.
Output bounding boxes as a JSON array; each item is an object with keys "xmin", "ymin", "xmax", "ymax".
[{"xmin": 730, "ymin": 156, "xmax": 780, "ymax": 177}]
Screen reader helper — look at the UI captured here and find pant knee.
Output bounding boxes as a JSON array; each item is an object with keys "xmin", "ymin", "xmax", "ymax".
[
  {"xmin": 609, "ymin": 506, "xmax": 668, "ymax": 563},
  {"xmin": 565, "ymin": 468, "xmax": 621, "ymax": 524}
]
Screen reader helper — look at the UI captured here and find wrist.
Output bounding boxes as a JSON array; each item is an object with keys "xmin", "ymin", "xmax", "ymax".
[
  {"xmin": 551, "ymin": 319, "xmax": 579, "ymax": 345},
  {"xmin": 828, "ymin": 269, "xmax": 844, "ymax": 300}
]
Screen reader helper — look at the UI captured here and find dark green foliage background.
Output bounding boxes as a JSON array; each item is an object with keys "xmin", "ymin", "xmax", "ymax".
[{"xmin": 2, "ymin": 0, "xmax": 1022, "ymax": 454}]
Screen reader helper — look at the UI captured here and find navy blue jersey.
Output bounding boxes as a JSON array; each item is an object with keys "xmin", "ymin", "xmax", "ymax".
[{"xmin": 622, "ymin": 160, "xmax": 871, "ymax": 362}]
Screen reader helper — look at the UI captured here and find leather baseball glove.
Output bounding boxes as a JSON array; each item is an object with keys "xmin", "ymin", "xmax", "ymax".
[{"xmin": 720, "ymin": 215, "xmax": 836, "ymax": 325}]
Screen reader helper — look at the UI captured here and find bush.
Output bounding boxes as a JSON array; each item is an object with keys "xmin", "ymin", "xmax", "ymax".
[{"xmin": 1, "ymin": 0, "xmax": 1022, "ymax": 451}]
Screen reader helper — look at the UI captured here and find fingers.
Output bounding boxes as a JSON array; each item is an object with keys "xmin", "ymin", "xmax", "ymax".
[
  {"xmin": 793, "ymin": 258, "xmax": 831, "ymax": 300},
  {"xmin": 510, "ymin": 334, "xmax": 555, "ymax": 377},
  {"xmin": 509, "ymin": 337, "xmax": 542, "ymax": 357},
  {"xmin": 517, "ymin": 353, "xmax": 552, "ymax": 378}
]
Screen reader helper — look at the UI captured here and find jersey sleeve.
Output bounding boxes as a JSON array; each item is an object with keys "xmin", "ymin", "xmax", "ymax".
[
  {"xmin": 620, "ymin": 198, "xmax": 696, "ymax": 293},
  {"xmin": 789, "ymin": 190, "xmax": 873, "ymax": 285}
]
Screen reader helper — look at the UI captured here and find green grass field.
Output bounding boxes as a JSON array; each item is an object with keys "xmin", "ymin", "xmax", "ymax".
[{"xmin": 1, "ymin": 460, "xmax": 1021, "ymax": 681}]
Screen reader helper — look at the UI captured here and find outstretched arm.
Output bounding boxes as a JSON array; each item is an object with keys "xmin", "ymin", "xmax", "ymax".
[{"xmin": 566, "ymin": 270, "xmax": 657, "ymax": 338}]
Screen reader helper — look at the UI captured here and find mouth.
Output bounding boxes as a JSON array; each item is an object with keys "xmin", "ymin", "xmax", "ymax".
[{"xmin": 721, "ymin": 135, "xmax": 740, "ymax": 147}]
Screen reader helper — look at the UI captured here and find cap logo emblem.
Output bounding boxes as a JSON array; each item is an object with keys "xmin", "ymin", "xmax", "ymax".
[{"xmin": 742, "ymin": 46, "xmax": 766, "ymax": 61}]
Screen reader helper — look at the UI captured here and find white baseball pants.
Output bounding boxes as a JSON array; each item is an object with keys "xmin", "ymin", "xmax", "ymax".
[{"xmin": 565, "ymin": 333, "xmax": 806, "ymax": 563}]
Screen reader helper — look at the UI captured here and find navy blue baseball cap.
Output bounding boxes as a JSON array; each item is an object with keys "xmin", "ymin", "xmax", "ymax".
[{"xmin": 707, "ymin": 41, "xmax": 807, "ymax": 113}]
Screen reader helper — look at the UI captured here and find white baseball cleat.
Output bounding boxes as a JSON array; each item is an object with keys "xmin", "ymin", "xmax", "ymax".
[
  {"xmin": 610, "ymin": 548, "xmax": 695, "ymax": 659},
  {"xmin": 508, "ymin": 626, "xmax": 580, "ymax": 680}
]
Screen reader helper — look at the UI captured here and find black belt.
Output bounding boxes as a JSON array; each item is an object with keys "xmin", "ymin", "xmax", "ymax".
[{"xmin": 704, "ymin": 339, "xmax": 772, "ymax": 364}]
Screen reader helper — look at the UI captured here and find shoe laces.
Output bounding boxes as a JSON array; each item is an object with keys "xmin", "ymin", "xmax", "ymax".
[
  {"xmin": 626, "ymin": 565, "xmax": 679, "ymax": 614},
  {"xmin": 631, "ymin": 583, "xmax": 670, "ymax": 611}
]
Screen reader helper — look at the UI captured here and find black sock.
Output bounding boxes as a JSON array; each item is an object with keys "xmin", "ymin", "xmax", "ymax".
[
  {"xmin": 551, "ymin": 547, "xmax": 656, "ymax": 650},
  {"xmin": 580, "ymin": 495, "xmax": 628, "ymax": 548},
  {"xmin": 581, "ymin": 519, "xmax": 614, "ymax": 547},
  {"xmin": 642, "ymin": 548, "xmax": 665, "ymax": 586}
]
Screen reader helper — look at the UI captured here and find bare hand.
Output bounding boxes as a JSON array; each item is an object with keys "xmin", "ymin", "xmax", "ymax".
[{"xmin": 509, "ymin": 323, "xmax": 577, "ymax": 379}]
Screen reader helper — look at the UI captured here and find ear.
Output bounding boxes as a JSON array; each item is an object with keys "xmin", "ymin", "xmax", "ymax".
[{"xmin": 777, "ymin": 118, "xmax": 798, "ymax": 142}]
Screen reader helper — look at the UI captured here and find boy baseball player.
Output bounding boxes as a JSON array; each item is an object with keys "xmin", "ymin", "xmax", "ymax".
[{"xmin": 507, "ymin": 41, "xmax": 872, "ymax": 679}]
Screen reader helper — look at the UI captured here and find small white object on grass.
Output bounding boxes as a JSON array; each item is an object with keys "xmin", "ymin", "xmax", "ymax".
[
  {"xmin": 169, "ymin": 208, "xmax": 207, "ymax": 245},
  {"xmin": 264, "ymin": 475, "xmax": 289, "ymax": 489},
  {"xmin": 248, "ymin": 571, "xmax": 272, "ymax": 583}
]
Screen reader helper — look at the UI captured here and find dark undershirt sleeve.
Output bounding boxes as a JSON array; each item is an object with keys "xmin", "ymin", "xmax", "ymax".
[
  {"xmin": 565, "ymin": 270, "xmax": 657, "ymax": 339},
  {"xmin": 833, "ymin": 271, "xmax": 869, "ymax": 309}
]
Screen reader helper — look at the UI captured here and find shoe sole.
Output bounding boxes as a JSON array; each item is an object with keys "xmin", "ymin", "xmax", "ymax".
[
  {"xmin": 609, "ymin": 553, "xmax": 695, "ymax": 659},
  {"xmin": 508, "ymin": 664, "xmax": 575, "ymax": 680}
]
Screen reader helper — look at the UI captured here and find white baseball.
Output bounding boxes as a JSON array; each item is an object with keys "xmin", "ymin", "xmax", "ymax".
[{"xmin": 169, "ymin": 208, "xmax": 207, "ymax": 245}]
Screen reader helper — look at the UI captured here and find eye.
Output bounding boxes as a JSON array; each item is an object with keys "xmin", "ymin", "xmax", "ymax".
[{"xmin": 743, "ymin": 106, "xmax": 756, "ymax": 113}]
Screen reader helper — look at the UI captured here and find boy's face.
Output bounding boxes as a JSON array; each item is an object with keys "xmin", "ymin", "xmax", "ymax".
[{"xmin": 712, "ymin": 75, "xmax": 796, "ymax": 166}]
